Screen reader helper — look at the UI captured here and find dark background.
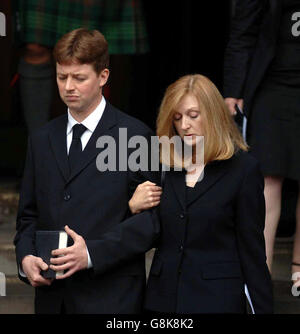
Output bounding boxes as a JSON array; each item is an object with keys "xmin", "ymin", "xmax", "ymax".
[
  {"xmin": 141, "ymin": 1, "xmax": 232, "ymax": 128},
  {"xmin": 0, "ymin": 0, "xmax": 233, "ymax": 141},
  {"xmin": 0, "ymin": 0, "xmax": 296, "ymax": 237}
]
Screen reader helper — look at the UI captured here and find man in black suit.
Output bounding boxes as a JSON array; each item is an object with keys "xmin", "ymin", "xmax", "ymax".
[{"xmin": 14, "ymin": 28, "xmax": 160, "ymax": 314}]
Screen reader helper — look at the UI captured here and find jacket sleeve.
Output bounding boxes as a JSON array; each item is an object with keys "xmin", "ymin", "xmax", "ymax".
[
  {"xmin": 223, "ymin": 0, "xmax": 265, "ymax": 98},
  {"xmin": 235, "ymin": 159, "xmax": 273, "ymax": 314},
  {"xmin": 127, "ymin": 128, "xmax": 161, "ymax": 199},
  {"xmin": 86, "ymin": 128, "xmax": 161, "ymax": 276},
  {"xmin": 14, "ymin": 138, "xmax": 38, "ymax": 284},
  {"xmin": 86, "ymin": 208, "xmax": 160, "ymax": 276}
]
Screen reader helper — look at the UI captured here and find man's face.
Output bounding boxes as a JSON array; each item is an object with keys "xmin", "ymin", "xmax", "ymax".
[{"xmin": 56, "ymin": 62, "xmax": 109, "ymax": 116}]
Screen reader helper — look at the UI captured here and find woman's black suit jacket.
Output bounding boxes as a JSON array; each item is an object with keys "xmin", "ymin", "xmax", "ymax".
[
  {"xmin": 223, "ymin": 0, "xmax": 281, "ymax": 117},
  {"xmin": 144, "ymin": 152, "xmax": 273, "ymax": 314}
]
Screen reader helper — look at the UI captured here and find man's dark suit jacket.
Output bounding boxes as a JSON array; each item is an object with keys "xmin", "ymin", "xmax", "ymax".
[
  {"xmin": 223, "ymin": 0, "xmax": 281, "ymax": 117},
  {"xmin": 14, "ymin": 102, "xmax": 160, "ymax": 314},
  {"xmin": 144, "ymin": 152, "xmax": 273, "ymax": 314}
]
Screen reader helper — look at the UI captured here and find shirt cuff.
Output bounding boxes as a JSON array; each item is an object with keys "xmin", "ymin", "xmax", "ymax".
[
  {"xmin": 19, "ymin": 255, "xmax": 33, "ymax": 278},
  {"xmin": 19, "ymin": 265, "xmax": 27, "ymax": 277},
  {"xmin": 86, "ymin": 246, "xmax": 93, "ymax": 269}
]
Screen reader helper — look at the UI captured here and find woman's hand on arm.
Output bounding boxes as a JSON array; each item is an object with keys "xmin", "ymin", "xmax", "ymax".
[{"xmin": 129, "ymin": 181, "xmax": 162, "ymax": 214}]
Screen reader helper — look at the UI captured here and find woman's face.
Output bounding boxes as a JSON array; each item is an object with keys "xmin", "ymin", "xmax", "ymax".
[{"xmin": 172, "ymin": 93, "xmax": 204, "ymax": 146}]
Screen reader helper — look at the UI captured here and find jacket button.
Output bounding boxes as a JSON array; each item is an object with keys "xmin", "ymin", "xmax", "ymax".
[
  {"xmin": 180, "ymin": 213, "xmax": 185, "ymax": 219},
  {"xmin": 64, "ymin": 194, "xmax": 71, "ymax": 201}
]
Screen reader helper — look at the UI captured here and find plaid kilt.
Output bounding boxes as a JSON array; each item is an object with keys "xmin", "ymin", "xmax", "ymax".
[{"xmin": 16, "ymin": 0, "xmax": 149, "ymax": 54}]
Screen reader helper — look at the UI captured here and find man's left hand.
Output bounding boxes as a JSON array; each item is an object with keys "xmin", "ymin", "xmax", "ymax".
[{"xmin": 50, "ymin": 225, "xmax": 88, "ymax": 279}]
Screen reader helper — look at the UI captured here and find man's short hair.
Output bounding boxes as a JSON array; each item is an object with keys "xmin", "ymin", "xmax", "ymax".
[{"xmin": 53, "ymin": 28, "xmax": 109, "ymax": 75}]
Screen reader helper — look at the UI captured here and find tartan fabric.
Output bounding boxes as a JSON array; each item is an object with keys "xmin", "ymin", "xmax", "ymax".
[{"xmin": 16, "ymin": 0, "xmax": 149, "ymax": 54}]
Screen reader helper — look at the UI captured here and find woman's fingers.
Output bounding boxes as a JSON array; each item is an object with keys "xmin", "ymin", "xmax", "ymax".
[
  {"xmin": 143, "ymin": 199, "xmax": 160, "ymax": 209},
  {"xmin": 139, "ymin": 181, "xmax": 156, "ymax": 188},
  {"xmin": 148, "ymin": 194, "xmax": 161, "ymax": 202},
  {"xmin": 147, "ymin": 185, "xmax": 162, "ymax": 191},
  {"xmin": 129, "ymin": 181, "xmax": 162, "ymax": 214}
]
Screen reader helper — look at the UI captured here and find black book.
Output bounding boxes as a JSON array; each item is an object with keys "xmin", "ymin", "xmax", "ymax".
[{"xmin": 35, "ymin": 230, "xmax": 68, "ymax": 279}]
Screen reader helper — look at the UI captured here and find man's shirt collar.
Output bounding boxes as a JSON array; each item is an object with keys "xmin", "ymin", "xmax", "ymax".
[{"xmin": 67, "ymin": 96, "xmax": 106, "ymax": 135}]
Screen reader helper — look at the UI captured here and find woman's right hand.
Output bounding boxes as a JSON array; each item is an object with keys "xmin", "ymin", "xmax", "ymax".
[{"xmin": 129, "ymin": 181, "xmax": 162, "ymax": 214}]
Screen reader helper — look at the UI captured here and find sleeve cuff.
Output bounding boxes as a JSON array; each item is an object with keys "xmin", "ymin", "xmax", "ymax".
[
  {"xmin": 19, "ymin": 265, "xmax": 27, "ymax": 278},
  {"xmin": 86, "ymin": 246, "xmax": 93, "ymax": 269}
]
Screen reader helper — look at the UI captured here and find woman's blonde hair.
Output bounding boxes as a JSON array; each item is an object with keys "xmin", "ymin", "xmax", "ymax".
[{"xmin": 156, "ymin": 74, "xmax": 248, "ymax": 167}]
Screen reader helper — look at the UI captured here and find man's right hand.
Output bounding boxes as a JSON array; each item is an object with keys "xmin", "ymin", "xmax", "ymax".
[
  {"xmin": 21, "ymin": 255, "xmax": 53, "ymax": 287},
  {"xmin": 225, "ymin": 97, "xmax": 244, "ymax": 115}
]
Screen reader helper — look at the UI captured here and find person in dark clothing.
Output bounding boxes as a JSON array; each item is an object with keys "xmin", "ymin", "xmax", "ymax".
[
  {"xmin": 223, "ymin": 0, "xmax": 300, "ymax": 285},
  {"xmin": 129, "ymin": 74, "xmax": 273, "ymax": 314},
  {"xmin": 14, "ymin": 28, "xmax": 159, "ymax": 314}
]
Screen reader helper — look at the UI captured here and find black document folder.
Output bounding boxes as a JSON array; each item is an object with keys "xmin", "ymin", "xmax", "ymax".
[{"xmin": 35, "ymin": 230, "xmax": 68, "ymax": 279}]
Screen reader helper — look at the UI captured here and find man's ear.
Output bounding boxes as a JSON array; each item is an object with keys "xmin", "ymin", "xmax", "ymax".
[{"xmin": 99, "ymin": 68, "xmax": 110, "ymax": 88}]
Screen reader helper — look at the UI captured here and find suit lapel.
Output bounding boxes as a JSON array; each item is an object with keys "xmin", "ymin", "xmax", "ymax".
[
  {"xmin": 269, "ymin": 0, "xmax": 282, "ymax": 43},
  {"xmin": 48, "ymin": 103, "xmax": 118, "ymax": 184},
  {"xmin": 48, "ymin": 114, "xmax": 70, "ymax": 182},
  {"xmin": 67, "ymin": 102, "xmax": 117, "ymax": 184},
  {"xmin": 169, "ymin": 169, "xmax": 186, "ymax": 211},
  {"xmin": 186, "ymin": 159, "xmax": 231, "ymax": 207}
]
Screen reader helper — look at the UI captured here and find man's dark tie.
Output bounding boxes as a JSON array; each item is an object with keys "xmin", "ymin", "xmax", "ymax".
[{"xmin": 68, "ymin": 124, "xmax": 87, "ymax": 173}]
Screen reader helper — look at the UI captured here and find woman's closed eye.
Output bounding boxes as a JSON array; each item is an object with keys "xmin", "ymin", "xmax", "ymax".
[
  {"xmin": 188, "ymin": 111, "xmax": 200, "ymax": 118},
  {"xmin": 173, "ymin": 111, "xmax": 200, "ymax": 121},
  {"xmin": 173, "ymin": 113, "xmax": 182, "ymax": 121}
]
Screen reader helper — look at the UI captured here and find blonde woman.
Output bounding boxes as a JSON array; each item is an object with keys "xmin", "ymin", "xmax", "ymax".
[{"xmin": 129, "ymin": 74, "xmax": 273, "ymax": 314}]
